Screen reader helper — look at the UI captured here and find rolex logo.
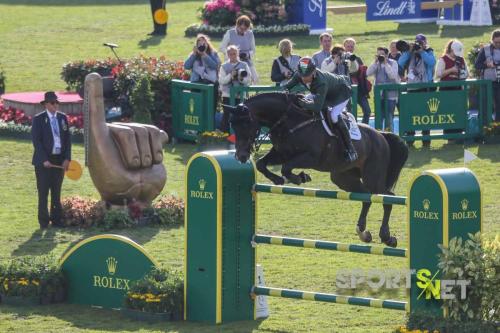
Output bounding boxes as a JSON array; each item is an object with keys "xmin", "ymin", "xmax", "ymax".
[
  {"xmin": 427, "ymin": 98, "xmax": 440, "ymax": 114},
  {"xmin": 423, "ymin": 199, "xmax": 430, "ymax": 211},
  {"xmin": 199, "ymin": 179, "xmax": 206, "ymax": 191},
  {"xmin": 189, "ymin": 98, "xmax": 195, "ymax": 114},
  {"xmin": 106, "ymin": 257, "xmax": 117, "ymax": 275},
  {"xmin": 461, "ymin": 199, "xmax": 469, "ymax": 211}
]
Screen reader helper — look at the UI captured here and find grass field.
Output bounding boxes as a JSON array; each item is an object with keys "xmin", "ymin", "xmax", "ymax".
[{"xmin": 0, "ymin": 1, "xmax": 499, "ymax": 332}]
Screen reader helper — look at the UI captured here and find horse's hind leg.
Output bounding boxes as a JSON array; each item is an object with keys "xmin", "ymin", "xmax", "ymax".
[
  {"xmin": 331, "ymin": 169, "xmax": 373, "ymax": 243},
  {"xmin": 256, "ymin": 148, "xmax": 286, "ymax": 185}
]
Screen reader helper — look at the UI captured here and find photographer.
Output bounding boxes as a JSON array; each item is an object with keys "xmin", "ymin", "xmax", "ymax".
[
  {"xmin": 397, "ymin": 34, "xmax": 436, "ymax": 147},
  {"xmin": 344, "ymin": 38, "xmax": 372, "ymax": 125},
  {"xmin": 219, "ymin": 15, "xmax": 258, "ymax": 84},
  {"xmin": 367, "ymin": 47, "xmax": 400, "ymax": 132},
  {"xmin": 219, "ymin": 45, "xmax": 252, "ymax": 132},
  {"xmin": 271, "ymin": 39, "xmax": 301, "ymax": 87},
  {"xmin": 321, "ymin": 44, "xmax": 359, "ymax": 76},
  {"xmin": 474, "ymin": 28, "xmax": 500, "ymax": 122},
  {"xmin": 184, "ymin": 34, "xmax": 220, "ymax": 110}
]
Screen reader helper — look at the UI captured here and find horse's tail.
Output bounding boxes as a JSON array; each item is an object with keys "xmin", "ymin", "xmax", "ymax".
[{"xmin": 381, "ymin": 132, "xmax": 409, "ymax": 192}]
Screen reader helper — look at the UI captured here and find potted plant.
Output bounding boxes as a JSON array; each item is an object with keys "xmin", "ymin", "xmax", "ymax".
[
  {"xmin": 197, "ymin": 130, "xmax": 230, "ymax": 151},
  {"xmin": 483, "ymin": 122, "xmax": 500, "ymax": 144},
  {"xmin": 123, "ymin": 267, "xmax": 183, "ymax": 322},
  {"xmin": 0, "ymin": 255, "xmax": 67, "ymax": 306}
]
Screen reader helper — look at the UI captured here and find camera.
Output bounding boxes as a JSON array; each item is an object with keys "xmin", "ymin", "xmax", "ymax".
[
  {"xmin": 239, "ymin": 52, "xmax": 248, "ymax": 61},
  {"xmin": 238, "ymin": 69, "xmax": 248, "ymax": 81},
  {"xmin": 412, "ymin": 41, "xmax": 423, "ymax": 52},
  {"xmin": 341, "ymin": 52, "xmax": 357, "ymax": 62},
  {"xmin": 197, "ymin": 44, "xmax": 206, "ymax": 52},
  {"xmin": 377, "ymin": 55, "xmax": 386, "ymax": 63}
]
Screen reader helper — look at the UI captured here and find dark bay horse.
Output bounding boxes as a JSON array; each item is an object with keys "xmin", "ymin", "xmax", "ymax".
[{"xmin": 229, "ymin": 92, "xmax": 409, "ymax": 247}]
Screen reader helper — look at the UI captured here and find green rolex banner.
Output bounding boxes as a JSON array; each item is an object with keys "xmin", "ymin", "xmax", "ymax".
[{"xmin": 59, "ymin": 234, "xmax": 158, "ymax": 309}]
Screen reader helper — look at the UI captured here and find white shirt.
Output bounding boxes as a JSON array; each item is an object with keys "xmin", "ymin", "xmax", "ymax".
[{"xmin": 46, "ymin": 110, "xmax": 62, "ymax": 154}]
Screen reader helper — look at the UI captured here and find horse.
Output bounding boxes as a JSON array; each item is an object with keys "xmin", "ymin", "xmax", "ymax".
[{"xmin": 228, "ymin": 92, "xmax": 409, "ymax": 247}]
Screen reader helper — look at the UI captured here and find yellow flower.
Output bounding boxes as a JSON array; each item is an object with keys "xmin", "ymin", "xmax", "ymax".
[{"xmin": 31, "ymin": 280, "xmax": 39, "ymax": 286}]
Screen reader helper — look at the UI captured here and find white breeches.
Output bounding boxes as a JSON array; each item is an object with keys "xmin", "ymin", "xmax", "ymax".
[{"xmin": 328, "ymin": 99, "xmax": 350, "ymax": 123}]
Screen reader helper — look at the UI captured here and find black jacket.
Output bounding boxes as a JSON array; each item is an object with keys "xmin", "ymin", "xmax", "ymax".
[{"xmin": 31, "ymin": 111, "xmax": 72, "ymax": 166}]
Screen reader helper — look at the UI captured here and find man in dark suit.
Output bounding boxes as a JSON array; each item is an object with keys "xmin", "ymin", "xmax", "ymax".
[
  {"xmin": 149, "ymin": 0, "xmax": 167, "ymax": 36},
  {"xmin": 31, "ymin": 92, "xmax": 72, "ymax": 229}
]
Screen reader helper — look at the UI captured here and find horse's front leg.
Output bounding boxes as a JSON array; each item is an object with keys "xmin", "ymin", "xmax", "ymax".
[
  {"xmin": 280, "ymin": 152, "xmax": 318, "ymax": 185},
  {"xmin": 256, "ymin": 148, "xmax": 286, "ymax": 185}
]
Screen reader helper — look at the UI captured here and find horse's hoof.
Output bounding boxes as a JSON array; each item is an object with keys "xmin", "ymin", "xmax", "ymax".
[
  {"xmin": 382, "ymin": 236, "xmax": 398, "ymax": 248},
  {"xmin": 356, "ymin": 228, "xmax": 372, "ymax": 243},
  {"xmin": 299, "ymin": 172, "xmax": 312, "ymax": 183},
  {"xmin": 272, "ymin": 176, "xmax": 285, "ymax": 185}
]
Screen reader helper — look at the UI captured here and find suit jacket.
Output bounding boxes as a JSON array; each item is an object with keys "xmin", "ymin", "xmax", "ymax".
[{"xmin": 31, "ymin": 111, "xmax": 72, "ymax": 166}]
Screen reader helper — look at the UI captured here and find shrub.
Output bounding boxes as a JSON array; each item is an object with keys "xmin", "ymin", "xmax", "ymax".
[
  {"xmin": 61, "ymin": 196, "xmax": 106, "ymax": 228},
  {"xmin": 199, "ymin": 0, "xmax": 240, "ymax": 26},
  {"xmin": 60, "ymin": 58, "xmax": 118, "ymax": 92},
  {"xmin": 484, "ymin": 122, "xmax": 500, "ymax": 137},
  {"xmin": 0, "ymin": 255, "xmax": 66, "ymax": 304},
  {"xmin": 438, "ymin": 233, "xmax": 499, "ymax": 323},
  {"xmin": 153, "ymin": 195, "xmax": 184, "ymax": 226},
  {"xmin": 130, "ymin": 77, "xmax": 154, "ymax": 124},
  {"xmin": 100, "ymin": 208, "xmax": 136, "ymax": 230},
  {"xmin": 0, "ymin": 104, "xmax": 32, "ymax": 126},
  {"xmin": 467, "ymin": 43, "xmax": 483, "ymax": 79},
  {"xmin": 0, "ymin": 64, "xmax": 5, "ymax": 94},
  {"xmin": 124, "ymin": 267, "xmax": 183, "ymax": 315},
  {"xmin": 184, "ymin": 23, "xmax": 309, "ymax": 38}
]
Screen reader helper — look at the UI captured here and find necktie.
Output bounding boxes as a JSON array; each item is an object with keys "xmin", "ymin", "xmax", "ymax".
[{"xmin": 51, "ymin": 116, "xmax": 60, "ymax": 137}]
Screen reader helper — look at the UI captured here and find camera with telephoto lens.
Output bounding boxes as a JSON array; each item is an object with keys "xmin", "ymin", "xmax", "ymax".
[
  {"xmin": 341, "ymin": 52, "xmax": 357, "ymax": 62},
  {"xmin": 239, "ymin": 52, "xmax": 248, "ymax": 61},
  {"xmin": 238, "ymin": 68, "xmax": 248, "ymax": 81},
  {"xmin": 455, "ymin": 60, "xmax": 467, "ymax": 79},
  {"xmin": 412, "ymin": 41, "xmax": 423, "ymax": 52},
  {"xmin": 377, "ymin": 55, "xmax": 386, "ymax": 63},
  {"xmin": 197, "ymin": 44, "xmax": 206, "ymax": 52}
]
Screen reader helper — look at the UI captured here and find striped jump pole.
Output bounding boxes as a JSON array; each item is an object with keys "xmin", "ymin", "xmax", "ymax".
[
  {"xmin": 253, "ymin": 184, "xmax": 407, "ymax": 206},
  {"xmin": 252, "ymin": 286, "xmax": 408, "ymax": 311},
  {"xmin": 185, "ymin": 151, "xmax": 482, "ymax": 324},
  {"xmin": 253, "ymin": 234, "xmax": 407, "ymax": 258}
]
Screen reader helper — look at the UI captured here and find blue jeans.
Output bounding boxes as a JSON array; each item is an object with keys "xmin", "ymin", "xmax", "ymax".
[
  {"xmin": 358, "ymin": 95, "xmax": 372, "ymax": 124},
  {"xmin": 381, "ymin": 99, "xmax": 397, "ymax": 132}
]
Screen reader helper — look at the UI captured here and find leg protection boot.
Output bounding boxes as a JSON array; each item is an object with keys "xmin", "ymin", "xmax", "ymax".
[{"xmin": 336, "ymin": 116, "xmax": 358, "ymax": 162}]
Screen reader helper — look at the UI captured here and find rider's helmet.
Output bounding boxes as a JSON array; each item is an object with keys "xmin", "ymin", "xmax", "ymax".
[{"xmin": 297, "ymin": 57, "xmax": 316, "ymax": 77}]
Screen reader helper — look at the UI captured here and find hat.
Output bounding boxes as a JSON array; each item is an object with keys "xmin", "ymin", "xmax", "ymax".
[
  {"xmin": 40, "ymin": 91, "xmax": 59, "ymax": 105},
  {"xmin": 415, "ymin": 34, "xmax": 427, "ymax": 43},
  {"xmin": 298, "ymin": 56, "xmax": 316, "ymax": 77},
  {"xmin": 450, "ymin": 40, "xmax": 464, "ymax": 58}
]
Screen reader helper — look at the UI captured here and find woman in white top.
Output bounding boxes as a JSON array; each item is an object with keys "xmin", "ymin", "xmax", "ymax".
[
  {"xmin": 218, "ymin": 45, "xmax": 252, "ymax": 132},
  {"xmin": 219, "ymin": 15, "xmax": 258, "ymax": 84}
]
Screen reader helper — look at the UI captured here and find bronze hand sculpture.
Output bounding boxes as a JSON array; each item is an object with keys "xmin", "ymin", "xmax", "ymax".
[{"xmin": 84, "ymin": 73, "xmax": 168, "ymax": 205}]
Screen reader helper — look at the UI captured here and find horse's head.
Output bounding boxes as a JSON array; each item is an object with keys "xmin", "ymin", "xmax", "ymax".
[{"xmin": 228, "ymin": 103, "xmax": 260, "ymax": 163}]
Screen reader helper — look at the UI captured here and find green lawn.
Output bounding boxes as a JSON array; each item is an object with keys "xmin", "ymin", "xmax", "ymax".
[{"xmin": 0, "ymin": 1, "xmax": 499, "ymax": 332}]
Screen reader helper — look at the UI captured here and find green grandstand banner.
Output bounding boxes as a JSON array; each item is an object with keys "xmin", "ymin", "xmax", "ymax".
[
  {"xmin": 399, "ymin": 90, "xmax": 467, "ymax": 132},
  {"xmin": 59, "ymin": 235, "xmax": 158, "ymax": 309}
]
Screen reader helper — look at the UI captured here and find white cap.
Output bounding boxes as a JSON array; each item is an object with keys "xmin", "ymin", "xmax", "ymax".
[{"xmin": 451, "ymin": 40, "xmax": 464, "ymax": 58}]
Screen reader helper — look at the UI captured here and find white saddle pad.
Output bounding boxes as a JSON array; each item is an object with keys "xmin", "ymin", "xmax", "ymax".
[{"xmin": 321, "ymin": 112, "xmax": 362, "ymax": 141}]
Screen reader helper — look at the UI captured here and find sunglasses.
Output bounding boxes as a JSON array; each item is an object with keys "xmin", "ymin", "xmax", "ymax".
[{"xmin": 47, "ymin": 101, "xmax": 58, "ymax": 105}]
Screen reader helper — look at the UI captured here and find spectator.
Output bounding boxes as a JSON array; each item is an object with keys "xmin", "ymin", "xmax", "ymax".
[
  {"xmin": 321, "ymin": 44, "xmax": 359, "ymax": 76},
  {"xmin": 344, "ymin": 37, "xmax": 372, "ymax": 125},
  {"xmin": 475, "ymin": 28, "xmax": 500, "ymax": 122},
  {"xmin": 184, "ymin": 34, "xmax": 220, "ymax": 110},
  {"xmin": 312, "ymin": 33, "xmax": 333, "ymax": 67},
  {"xmin": 388, "ymin": 40, "xmax": 404, "ymax": 79},
  {"xmin": 219, "ymin": 15, "xmax": 258, "ymax": 84},
  {"xmin": 436, "ymin": 40, "xmax": 468, "ymax": 140},
  {"xmin": 367, "ymin": 47, "xmax": 400, "ymax": 132},
  {"xmin": 184, "ymin": 34, "xmax": 220, "ymax": 84},
  {"xmin": 271, "ymin": 39, "xmax": 301, "ymax": 87},
  {"xmin": 398, "ymin": 34, "xmax": 436, "ymax": 147},
  {"xmin": 219, "ymin": 45, "xmax": 252, "ymax": 132}
]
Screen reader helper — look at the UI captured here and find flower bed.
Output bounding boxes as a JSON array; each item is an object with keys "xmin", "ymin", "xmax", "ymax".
[
  {"xmin": 0, "ymin": 255, "xmax": 67, "ymax": 305},
  {"xmin": 185, "ymin": 23, "xmax": 309, "ymax": 38},
  {"xmin": 0, "ymin": 102, "xmax": 84, "ymax": 142},
  {"xmin": 60, "ymin": 195, "xmax": 184, "ymax": 229},
  {"xmin": 123, "ymin": 267, "xmax": 183, "ymax": 321}
]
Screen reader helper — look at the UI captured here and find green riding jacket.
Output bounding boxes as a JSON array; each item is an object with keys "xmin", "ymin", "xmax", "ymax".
[{"xmin": 284, "ymin": 70, "xmax": 352, "ymax": 113}]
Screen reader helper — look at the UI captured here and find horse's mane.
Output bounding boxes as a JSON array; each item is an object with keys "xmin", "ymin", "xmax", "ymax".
[{"xmin": 244, "ymin": 91, "xmax": 289, "ymax": 105}]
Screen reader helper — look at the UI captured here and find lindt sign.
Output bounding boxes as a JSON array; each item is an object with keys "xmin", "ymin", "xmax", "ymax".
[{"xmin": 367, "ymin": 0, "xmax": 422, "ymax": 21}]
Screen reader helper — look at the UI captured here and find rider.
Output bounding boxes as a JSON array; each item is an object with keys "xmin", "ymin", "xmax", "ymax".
[{"xmin": 284, "ymin": 56, "xmax": 358, "ymax": 162}]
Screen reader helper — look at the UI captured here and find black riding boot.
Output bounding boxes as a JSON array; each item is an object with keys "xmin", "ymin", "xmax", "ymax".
[{"xmin": 336, "ymin": 116, "xmax": 358, "ymax": 163}]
